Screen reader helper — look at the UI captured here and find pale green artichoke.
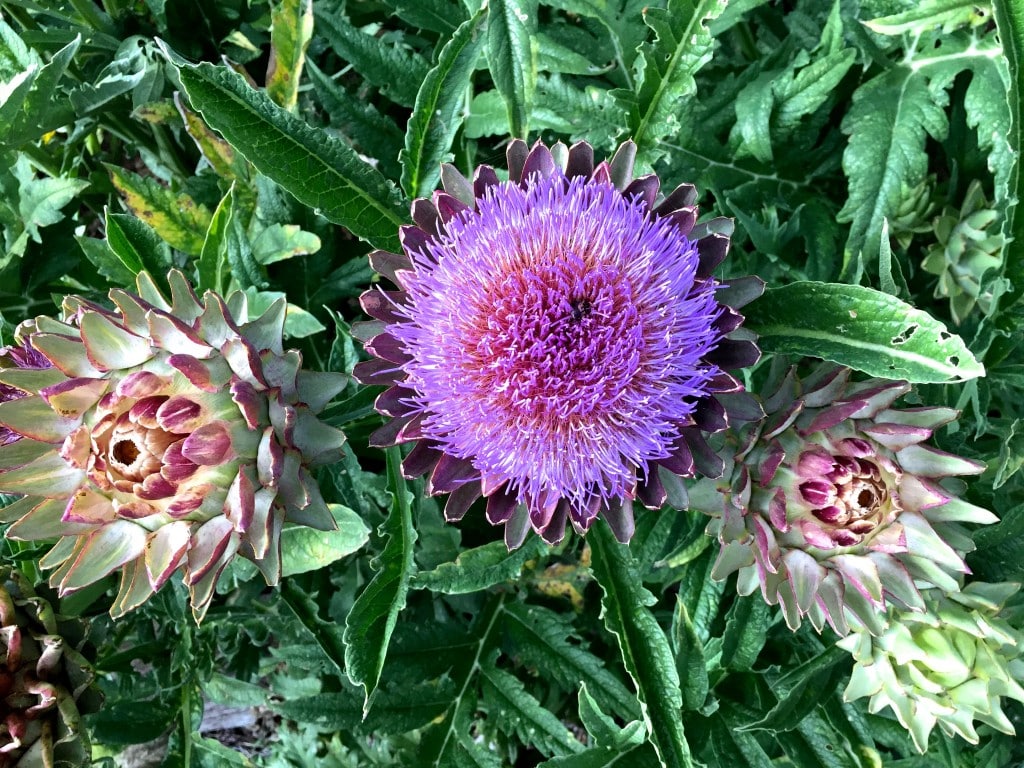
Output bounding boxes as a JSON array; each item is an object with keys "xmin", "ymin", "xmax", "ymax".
[
  {"xmin": 839, "ymin": 581, "xmax": 1024, "ymax": 753},
  {"xmin": 921, "ymin": 180, "xmax": 1004, "ymax": 324},
  {"xmin": 0, "ymin": 271, "xmax": 347, "ymax": 621},
  {"xmin": 693, "ymin": 362, "xmax": 995, "ymax": 635},
  {"xmin": 0, "ymin": 566, "xmax": 101, "ymax": 768}
]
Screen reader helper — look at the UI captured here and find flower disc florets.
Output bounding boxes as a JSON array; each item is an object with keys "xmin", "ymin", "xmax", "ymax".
[
  {"xmin": 355, "ymin": 140, "xmax": 762, "ymax": 547},
  {"xmin": 694, "ymin": 362, "xmax": 995, "ymax": 635},
  {"xmin": 0, "ymin": 271, "xmax": 347, "ymax": 621},
  {"xmin": 839, "ymin": 582, "xmax": 1024, "ymax": 753}
]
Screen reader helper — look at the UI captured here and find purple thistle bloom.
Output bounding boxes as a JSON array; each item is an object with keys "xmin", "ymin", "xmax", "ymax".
[
  {"xmin": 0, "ymin": 342, "xmax": 52, "ymax": 446},
  {"xmin": 355, "ymin": 140, "xmax": 763, "ymax": 547}
]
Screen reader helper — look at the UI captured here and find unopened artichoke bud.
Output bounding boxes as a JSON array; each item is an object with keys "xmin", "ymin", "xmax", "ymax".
[
  {"xmin": 889, "ymin": 176, "xmax": 937, "ymax": 251},
  {"xmin": 0, "ymin": 271, "xmax": 348, "ymax": 621},
  {"xmin": 838, "ymin": 581, "xmax": 1024, "ymax": 753},
  {"xmin": 922, "ymin": 180, "xmax": 1005, "ymax": 324},
  {"xmin": 0, "ymin": 566, "xmax": 101, "ymax": 767},
  {"xmin": 693, "ymin": 362, "xmax": 995, "ymax": 636}
]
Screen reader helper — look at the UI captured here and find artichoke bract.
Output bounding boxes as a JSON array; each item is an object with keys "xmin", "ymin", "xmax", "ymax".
[
  {"xmin": 0, "ymin": 344, "xmax": 52, "ymax": 448},
  {"xmin": 0, "ymin": 271, "xmax": 347, "ymax": 621},
  {"xmin": 694, "ymin": 362, "xmax": 995, "ymax": 635},
  {"xmin": 354, "ymin": 139, "xmax": 763, "ymax": 547},
  {"xmin": 839, "ymin": 581, "xmax": 1024, "ymax": 753},
  {"xmin": 0, "ymin": 566, "xmax": 100, "ymax": 768}
]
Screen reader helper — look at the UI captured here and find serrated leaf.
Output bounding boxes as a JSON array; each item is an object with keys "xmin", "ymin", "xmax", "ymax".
[
  {"xmin": 14, "ymin": 156, "xmax": 88, "ymax": 244},
  {"xmin": 175, "ymin": 95, "xmax": 249, "ymax": 181},
  {"xmin": 671, "ymin": 598, "xmax": 708, "ymax": 711},
  {"xmin": 589, "ymin": 521, "xmax": 694, "ymax": 768},
  {"xmin": 745, "ymin": 282, "xmax": 986, "ymax": 383},
  {"xmin": 108, "ymin": 165, "xmax": 211, "ymax": 256},
  {"xmin": 707, "ymin": 713, "xmax": 773, "ymax": 768},
  {"xmin": 539, "ymin": 744, "xmax": 661, "ymax": 768},
  {"xmin": 344, "ymin": 446, "xmax": 417, "ymax": 712},
  {"xmin": 413, "ymin": 537, "xmax": 546, "ymax": 593},
  {"xmin": 737, "ymin": 646, "xmax": 849, "ymax": 733},
  {"xmin": 534, "ymin": 74, "xmax": 628, "ymax": 150},
  {"xmin": 164, "ymin": 48, "xmax": 408, "ymax": 252},
  {"xmin": 501, "ymin": 601, "xmax": 640, "ymax": 721},
  {"xmin": 487, "ymin": 0, "xmax": 537, "ymax": 137},
  {"xmin": 734, "ymin": 70, "xmax": 777, "ymax": 163},
  {"xmin": 481, "ymin": 661, "xmax": 584, "ymax": 757},
  {"xmin": 0, "ymin": 34, "xmax": 78, "ymax": 149},
  {"xmin": 720, "ymin": 594, "xmax": 771, "ymax": 672},
  {"xmin": 104, "ymin": 211, "xmax": 174, "ymax": 286},
  {"xmin": 313, "ymin": 9, "xmax": 430, "ymax": 108},
  {"xmin": 76, "ymin": 235, "xmax": 136, "ymax": 285},
  {"xmin": 400, "ymin": 9, "xmax": 487, "ymax": 198},
  {"xmin": 281, "ymin": 504, "xmax": 369, "ymax": 577},
  {"xmin": 993, "ymin": 0, "xmax": 1024, "ymax": 311},
  {"xmin": 774, "ymin": 48, "xmax": 855, "ymax": 130},
  {"xmin": 267, "ymin": 0, "xmax": 313, "ymax": 111},
  {"xmin": 617, "ymin": 0, "xmax": 726, "ymax": 166},
  {"xmin": 386, "ymin": 0, "xmax": 467, "ymax": 33}
]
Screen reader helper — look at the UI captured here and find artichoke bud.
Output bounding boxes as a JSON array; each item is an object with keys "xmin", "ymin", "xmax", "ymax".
[
  {"xmin": 889, "ymin": 176, "xmax": 937, "ymax": 250},
  {"xmin": 694, "ymin": 361, "xmax": 994, "ymax": 636},
  {"xmin": 838, "ymin": 581, "xmax": 1024, "ymax": 753},
  {"xmin": 0, "ymin": 271, "xmax": 348, "ymax": 622},
  {"xmin": 0, "ymin": 566, "xmax": 101, "ymax": 768},
  {"xmin": 921, "ymin": 180, "xmax": 1005, "ymax": 324}
]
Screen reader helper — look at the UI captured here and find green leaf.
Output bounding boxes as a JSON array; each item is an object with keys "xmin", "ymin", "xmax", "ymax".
[
  {"xmin": 164, "ymin": 48, "xmax": 408, "ymax": 252},
  {"xmin": 279, "ymin": 579, "xmax": 346, "ymax": 676},
  {"xmin": 13, "ymin": 157, "xmax": 88, "ymax": 245},
  {"xmin": 539, "ymin": 744, "xmax": 661, "ymax": 768},
  {"xmin": 481, "ymin": 660, "xmax": 584, "ymax": 757},
  {"xmin": 77, "ymin": 235, "xmax": 136, "ymax": 286},
  {"xmin": 386, "ymin": 0, "xmax": 467, "ymax": 34},
  {"xmin": 994, "ymin": 0, "xmax": 1024, "ymax": 311},
  {"xmin": 671, "ymin": 598, "xmax": 709, "ymax": 711},
  {"xmin": 344, "ymin": 446, "xmax": 418, "ymax": 713},
  {"xmin": 305, "ymin": 59, "xmax": 404, "ymax": 179},
  {"xmin": 576, "ymin": 684, "xmax": 646, "ymax": 749},
  {"xmin": 281, "ymin": 504, "xmax": 370, "ymax": 577},
  {"xmin": 773, "ymin": 48, "xmax": 856, "ymax": 131},
  {"xmin": 400, "ymin": 9, "xmax": 487, "ymax": 198},
  {"xmin": 250, "ymin": 223, "xmax": 321, "ymax": 265},
  {"xmin": 313, "ymin": 9, "xmax": 430, "ymax": 109},
  {"xmin": 864, "ymin": 0, "xmax": 989, "ymax": 35},
  {"xmin": 487, "ymin": 0, "xmax": 537, "ymax": 137},
  {"xmin": 589, "ymin": 521, "xmax": 694, "ymax": 768},
  {"xmin": 105, "ymin": 211, "xmax": 174, "ymax": 286},
  {"xmin": 737, "ymin": 646, "xmax": 850, "ymax": 733},
  {"xmin": 196, "ymin": 185, "xmax": 234, "ymax": 294},
  {"xmin": 734, "ymin": 70, "xmax": 777, "ymax": 163},
  {"xmin": 413, "ymin": 536, "xmax": 547, "ymax": 593},
  {"xmin": 267, "ymin": 0, "xmax": 313, "ymax": 111},
  {"xmin": 744, "ymin": 282, "xmax": 986, "ymax": 383},
  {"xmin": 720, "ymin": 595, "xmax": 771, "ymax": 672},
  {"xmin": 617, "ymin": 0, "xmax": 727, "ymax": 166},
  {"xmin": 707, "ymin": 713, "xmax": 773, "ymax": 768},
  {"xmin": 501, "ymin": 601, "xmax": 640, "ymax": 722},
  {"xmin": 107, "ymin": 165, "xmax": 211, "ymax": 256}
]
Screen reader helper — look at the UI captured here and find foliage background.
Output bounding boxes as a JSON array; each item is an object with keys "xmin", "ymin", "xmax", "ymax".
[{"xmin": 1, "ymin": 0, "xmax": 1023, "ymax": 766}]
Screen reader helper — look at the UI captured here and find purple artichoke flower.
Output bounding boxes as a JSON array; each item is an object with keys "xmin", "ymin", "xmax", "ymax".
[
  {"xmin": 354, "ymin": 140, "xmax": 762, "ymax": 547},
  {"xmin": 0, "ymin": 271, "xmax": 347, "ymax": 621},
  {"xmin": 693, "ymin": 362, "xmax": 996, "ymax": 635},
  {"xmin": 0, "ymin": 343, "xmax": 52, "ymax": 447}
]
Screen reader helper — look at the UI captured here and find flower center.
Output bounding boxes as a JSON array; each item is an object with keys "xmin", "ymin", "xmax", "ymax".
[
  {"xmin": 471, "ymin": 254, "xmax": 641, "ymax": 422},
  {"xmin": 800, "ymin": 455, "xmax": 897, "ymax": 547}
]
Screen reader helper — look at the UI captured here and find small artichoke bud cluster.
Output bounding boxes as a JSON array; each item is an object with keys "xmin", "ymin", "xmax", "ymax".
[
  {"xmin": 693, "ymin": 362, "xmax": 994, "ymax": 636},
  {"xmin": 0, "ymin": 271, "xmax": 348, "ymax": 621},
  {"xmin": 921, "ymin": 180, "xmax": 1005, "ymax": 324},
  {"xmin": 0, "ymin": 566, "xmax": 100, "ymax": 768},
  {"xmin": 888, "ymin": 176, "xmax": 937, "ymax": 251},
  {"xmin": 838, "ymin": 581, "xmax": 1024, "ymax": 753}
]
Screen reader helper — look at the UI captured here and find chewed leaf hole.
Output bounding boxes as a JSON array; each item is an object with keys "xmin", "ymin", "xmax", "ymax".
[{"xmin": 891, "ymin": 324, "xmax": 919, "ymax": 345}]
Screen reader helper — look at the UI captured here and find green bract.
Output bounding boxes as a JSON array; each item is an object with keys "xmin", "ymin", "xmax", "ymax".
[
  {"xmin": 839, "ymin": 581, "xmax": 1024, "ymax": 753},
  {"xmin": 0, "ymin": 271, "xmax": 347, "ymax": 621},
  {"xmin": 0, "ymin": 566, "xmax": 101, "ymax": 767}
]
